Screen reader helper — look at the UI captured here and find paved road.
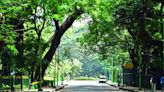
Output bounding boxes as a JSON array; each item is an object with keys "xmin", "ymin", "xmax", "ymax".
[{"xmin": 57, "ymin": 80, "xmax": 128, "ymax": 92}]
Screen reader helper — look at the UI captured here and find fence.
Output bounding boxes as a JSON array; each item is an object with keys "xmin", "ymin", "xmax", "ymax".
[
  {"xmin": 122, "ymin": 69, "xmax": 152, "ymax": 89},
  {"xmin": 0, "ymin": 75, "xmax": 30, "ymax": 91},
  {"xmin": 0, "ymin": 76, "xmax": 66, "ymax": 91}
]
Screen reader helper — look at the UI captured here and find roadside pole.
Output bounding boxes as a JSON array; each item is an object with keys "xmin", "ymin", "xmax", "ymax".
[
  {"xmin": 38, "ymin": 57, "xmax": 42, "ymax": 91},
  {"xmin": 40, "ymin": 59, "xmax": 42, "ymax": 91},
  {"xmin": 121, "ymin": 58, "xmax": 124, "ymax": 86},
  {"xmin": 57, "ymin": 47, "xmax": 60, "ymax": 86},
  {"xmin": 112, "ymin": 57, "xmax": 114, "ymax": 82},
  {"xmin": 54, "ymin": 61, "xmax": 56, "ymax": 87},
  {"xmin": 163, "ymin": 22, "xmax": 164, "ymax": 72},
  {"xmin": 138, "ymin": 45, "xmax": 142, "ymax": 90}
]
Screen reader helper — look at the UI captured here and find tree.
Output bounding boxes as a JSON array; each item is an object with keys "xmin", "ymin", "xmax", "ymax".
[
  {"xmin": 0, "ymin": 0, "xmax": 85, "ymax": 83},
  {"xmin": 114, "ymin": 0, "xmax": 163, "ymax": 87},
  {"xmin": 80, "ymin": 0, "xmax": 163, "ymax": 87}
]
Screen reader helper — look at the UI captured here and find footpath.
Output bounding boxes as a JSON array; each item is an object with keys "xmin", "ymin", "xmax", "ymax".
[
  {"xmin": 107, "ymin": 80, "xmax": 162, "ymax": 92},
  {"xmin": 20, "ymin": 80, "xmax": 68, "ymax": 92}
]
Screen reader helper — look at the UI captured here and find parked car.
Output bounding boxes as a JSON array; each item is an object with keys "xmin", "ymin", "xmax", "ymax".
[{"xmin": 99, "ymin": 75, "xmax": 107, "ymax": 83}]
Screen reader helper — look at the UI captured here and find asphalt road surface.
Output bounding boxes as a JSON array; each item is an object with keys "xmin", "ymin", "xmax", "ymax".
[{"xmin": 57, "ymin": 80, "xmax": 128, "ymax": 92}]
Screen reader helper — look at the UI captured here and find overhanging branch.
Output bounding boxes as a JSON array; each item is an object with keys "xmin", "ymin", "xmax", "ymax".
[{"xmin": 42, "ymin": 9, "xmax": 83, "ymax": 78}]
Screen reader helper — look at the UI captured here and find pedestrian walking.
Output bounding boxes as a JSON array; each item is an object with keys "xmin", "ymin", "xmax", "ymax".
[
  {"xmin": 160, "ymin": 75, "xmax": 164, "ymax": 92},
  {"xmin": 150, "ymin": 73, "xmax": 157, "ymax": 92}
]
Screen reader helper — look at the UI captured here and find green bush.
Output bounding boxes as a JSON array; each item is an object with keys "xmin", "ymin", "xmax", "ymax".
[{"xmin": 74, "ymin": 77, "xmax": 98, "ymax": 80}]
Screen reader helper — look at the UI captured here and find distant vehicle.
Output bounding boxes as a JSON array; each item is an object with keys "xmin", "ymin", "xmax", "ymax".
[{"xmin": 99, "ymin": 75, "xmax": 107, "ymax": 83}]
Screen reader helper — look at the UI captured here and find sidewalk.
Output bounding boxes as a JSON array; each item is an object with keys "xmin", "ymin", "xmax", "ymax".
[
  {"xmin": 107, "ymin": 81, "xmax": 162, "ymax": 92},
  {"xmin": 23, "ymin": 80, "xmax": 68, "ymax": 92}
]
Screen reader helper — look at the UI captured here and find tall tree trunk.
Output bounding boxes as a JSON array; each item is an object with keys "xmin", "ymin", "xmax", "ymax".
[
  {"xmin": 31, "ymin": 15, "xmax": 46, "ymax": 82},
  {"xmin": 136, "ymin": 0, "xmax": 147, "ymax": 89},
  {"xmin": 126, "ymin": 0, "xmax": 163, "ymax": 87},
  {"xmin": 41, "ymin": 10, "xmax": 83, "ymax": 79},
  {"xmin": 129, "ymin": 48, "xmax": 138, "ymax": 86},
  {"xmin": 160, "ymin": 1, "xmax": 164, "ymax": 71},
  {"xmin": 15, "ymin": 20, "xmax": 24, "ymax": 69}
]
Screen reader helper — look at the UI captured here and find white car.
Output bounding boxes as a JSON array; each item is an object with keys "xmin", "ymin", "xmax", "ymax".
[{"xmin": 99, "ymin": 76, "xmax": 107, "ymax": 83}]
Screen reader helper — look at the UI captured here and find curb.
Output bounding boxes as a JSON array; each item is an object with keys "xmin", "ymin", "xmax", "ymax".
[
  {"xmin": 119, "ymin": 87, "xmax": 139, "ymax": 92},
  {"xmin": 55, "ymin": 84, "xmax": 68, "ymax": 91},
  {"xmin": 22, "ymin": 83, "xmax": 68, "ymax": 92},
  {"xmin": 107, "ymin": 82, "xmax": 139, "ymax": 92}
]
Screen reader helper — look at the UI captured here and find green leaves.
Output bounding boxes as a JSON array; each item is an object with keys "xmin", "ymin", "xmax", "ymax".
[
  {"xmin": 6, "ymin": 45, "xmax": 18, "ymax": 55},
  {"xmin": 0, "ymin": 0, "xmax": 11, "ymax": 5},
  {"xmin": 52, "ymin": 14, "xmax": 60, "ymax": 20},
  {"xmin": 8, "ymin": 6, "xmax": 22, "ymax": 12}
]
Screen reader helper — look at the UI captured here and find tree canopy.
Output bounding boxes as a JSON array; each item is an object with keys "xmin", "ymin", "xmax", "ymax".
[{"xmin": 0, "ymin": 0, "xmax": 163, "ymax": 88}]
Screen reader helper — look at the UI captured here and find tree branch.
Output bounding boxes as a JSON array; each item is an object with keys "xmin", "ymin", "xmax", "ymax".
[
  {"xmin": 127, "ymin": 27, "xmax": 135, "ymax": 40},
  {"xmin": 42, "ymin": 9, "xmax": 83, "ymax": 77},
  {"xmin": 53, "ymin": 19, "xmax": 60, "ymax": 33}
]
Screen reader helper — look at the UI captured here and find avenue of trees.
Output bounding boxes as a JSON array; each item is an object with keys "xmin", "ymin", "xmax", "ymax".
[{"xmin": 0, "ymin": 0, "xmax": 163, "ymax": 89}]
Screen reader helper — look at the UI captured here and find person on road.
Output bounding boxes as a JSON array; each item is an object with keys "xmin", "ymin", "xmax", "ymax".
[
  {"xmin": 160, "ymin": 75, "xmax": 164, "ymax": 92},
  {"xmin": 150, "ymin": 73, "xmax": 157, "ymax": 92}
]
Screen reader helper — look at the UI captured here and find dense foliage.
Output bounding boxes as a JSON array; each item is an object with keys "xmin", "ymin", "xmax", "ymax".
[{"xmin": 0, "ymin": 0, "xmax": 163, "ymax": 89}]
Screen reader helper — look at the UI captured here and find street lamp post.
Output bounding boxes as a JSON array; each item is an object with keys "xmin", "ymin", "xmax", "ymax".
[
  {"xmin": 54, "ymin": 61, "xmax": 56, "ymax": 87},
  {"xmin": 54, "ymin": 46, "xmax": 62, "ymax": 87},
  {"xmin": 58, "ymin": 46, "xmax": 64, "ymax": 85},
  {"xmin": 56, "ymin": 47, "xmax": 60, "ymax": 86},
  {"xmin": 56, "ymin": 61, "xmax": 59, "ymax": 86},
  {"xmin": 121, "ymin": 58, "xmax": 124, "ymax": 86},
  {"xmin": 60, "ymin": 59, "xmax": 64, "ymax": 85},
  {"xmin": 162, "ymin": 22, "xmax": 164, "ymax": 72},
  {"xmin": 37, "ymin": 54, "xmax": 43, "ymax": 91},
  {"xmin": 57, "ymin": 46, "xmax": 64, "ymax": 85},
  {"xmin": 39, "ymin": 58, "xmax": 42, "ymax": 91},
  {"xmin": 137, "ymin": 45, "xmax": 142, "ymax": 90},
  {"xmin": 112, "ymin": 57, "xmax": 114, "ymax": 82}
]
